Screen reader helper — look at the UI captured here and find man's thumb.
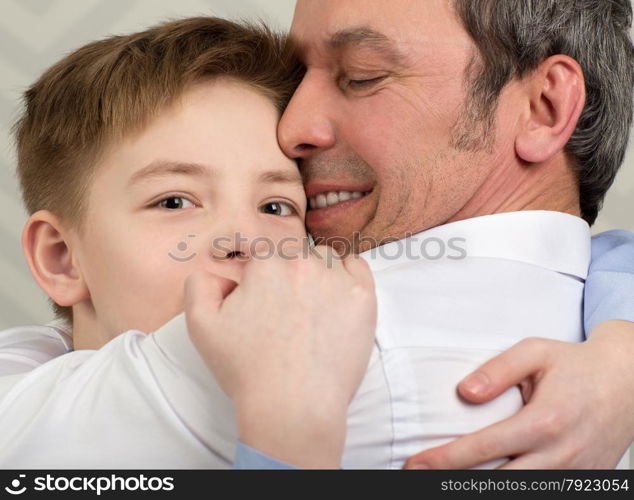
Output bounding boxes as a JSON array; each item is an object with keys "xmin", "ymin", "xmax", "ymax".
[{"xmin": 457, "ymin": 338, "xmax": 549, "ymax": 403}]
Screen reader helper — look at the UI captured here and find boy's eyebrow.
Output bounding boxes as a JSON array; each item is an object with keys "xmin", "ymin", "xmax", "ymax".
[
  {"xmin": 258, "ymin": 170, "xmax": 303, "ymax": 186},
  {"xmin": 128, "ymin": 160, "xmax": 211, "ymax": 186}
]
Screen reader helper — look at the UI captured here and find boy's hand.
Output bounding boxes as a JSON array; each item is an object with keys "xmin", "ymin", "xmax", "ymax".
[{"xmin": 184, "ymin": 245, "xmax": 377, "ymax": 468}]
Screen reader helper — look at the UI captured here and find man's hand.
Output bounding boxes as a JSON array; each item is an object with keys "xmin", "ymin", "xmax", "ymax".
[
  {"xmin": 405, "ymin": 320, "xmax": 634, "ymax": 469},
  {"xmin": 184, "ymin": 245, "xmax": 377, "ymax": 469}
]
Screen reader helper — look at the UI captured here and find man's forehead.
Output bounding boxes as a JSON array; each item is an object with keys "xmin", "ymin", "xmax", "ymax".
[
  {"xmin": 290, "ymin": 0, "xmax": 463, "ymax": 56},
  {"xmin": 290, "ymin": 0, "xmax": 400, "ymax": 41},
  {"xmin": 290, "ymin": 24, "xmax": 407, "ymax": 65}
]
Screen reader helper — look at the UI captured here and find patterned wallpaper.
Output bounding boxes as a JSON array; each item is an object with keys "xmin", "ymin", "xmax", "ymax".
[{"xmin": 0, "ymin": 0, "xmax": 632, "ymax": 328}]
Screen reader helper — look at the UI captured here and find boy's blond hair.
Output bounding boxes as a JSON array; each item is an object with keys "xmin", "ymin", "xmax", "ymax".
[{"xmin": 14, "ymin": 17, "xmax": 304, "ymax": 322}]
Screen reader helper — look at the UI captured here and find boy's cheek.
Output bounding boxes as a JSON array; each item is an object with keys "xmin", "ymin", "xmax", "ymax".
[{"xmin": 101, "ymin": 255, "xmax": 187, "ymax": 334}]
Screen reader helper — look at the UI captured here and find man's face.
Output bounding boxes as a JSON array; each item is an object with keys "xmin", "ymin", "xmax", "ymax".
[
  {"xmin": 71, "ymin": 80, "xmax": 307, "ymax": 342},
  {"xmin": 279, "ymin": 0, "xmax": 517, "ymax": 252}
]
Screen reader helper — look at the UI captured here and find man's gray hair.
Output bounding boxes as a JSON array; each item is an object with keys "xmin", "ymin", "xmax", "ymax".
[{"xmin": 453, "ymin": 0, "xmax": 633, "ymax": 224}]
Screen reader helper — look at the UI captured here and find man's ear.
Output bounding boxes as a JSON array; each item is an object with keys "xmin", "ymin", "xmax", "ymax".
[
  {"xmin": 22, "ymin": 210, "xmax": 89, "ymax": 308},
  {"xmin": 515, "ymin": 55, "xmax": 585, "ymax": 163}
]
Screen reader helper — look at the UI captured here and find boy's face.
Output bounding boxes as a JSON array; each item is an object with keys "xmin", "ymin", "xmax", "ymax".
[{"xmin": 71, "ymin": 80, "xmax": 307, "ymax": 344}]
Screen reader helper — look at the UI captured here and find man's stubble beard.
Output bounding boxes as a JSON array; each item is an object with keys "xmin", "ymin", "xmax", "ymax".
[{"xmin": 303, "ymin": 96, "xmax": 496, "ymax": 255}]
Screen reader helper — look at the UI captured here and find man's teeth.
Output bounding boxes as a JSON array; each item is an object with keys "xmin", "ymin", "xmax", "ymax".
[{"xmin": 309, "ymin": 191, "xmax": 367, "ymax": 210}]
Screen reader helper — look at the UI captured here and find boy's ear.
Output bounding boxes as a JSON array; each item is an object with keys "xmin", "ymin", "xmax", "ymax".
[
  {"xmin": 22, "ymin": 210, "xmax": 89, "ymax": 308},
  {"xmin": 515, "ymin": 55, "xmax": 585, "ymax": 163}
]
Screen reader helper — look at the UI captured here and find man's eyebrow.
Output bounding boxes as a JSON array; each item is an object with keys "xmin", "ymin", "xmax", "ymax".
[
  {"xmin": 327, "ymin": 27, "xmax": 406, "ymax": 64},
  {"xmin": 128, "ymin": 160, "xmax": 211, "ymax": 186},
  {"xmin": 258, "ymin": 169, "xmax": 303, "ymax": 186}
]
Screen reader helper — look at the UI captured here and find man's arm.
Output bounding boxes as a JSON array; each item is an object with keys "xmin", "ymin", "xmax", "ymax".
[
  {"xmin": 585, "ymin": 230, "xmax": 634, "ymax": 332},
  {"xmin": 405, "ymin": 229, "xmax": 634, "ymax": 469}
]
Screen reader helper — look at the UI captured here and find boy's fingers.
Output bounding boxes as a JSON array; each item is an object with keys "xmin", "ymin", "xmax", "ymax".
[
  {"xmin": 310, "ymin": 244, "xmax": 344, "ymax": 269},
  {"xmin": 184, "ymin": 270, "xmax": 238, "ymax": 319},
  {"xmin": 342, "ymin": 255, "xmax": 375, "ymax": 289}
]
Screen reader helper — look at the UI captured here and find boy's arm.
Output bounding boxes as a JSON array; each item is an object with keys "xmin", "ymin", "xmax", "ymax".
[
  {"xmin": 0, "ymin": 248, "xmax": 375, "ymax": 470},
  {"xmin": 185, "ymin": 248, "xmax": 376, "ymax": 469},
  {"xmin": 0, "ymin": 317, "xmax": 312, "ymax": 469},
  {"xmin": 0, "ymin": 324, "xmax": 71, "ymax": 376},
  {"xmin": 0, "ymin": 314, "xmax": 237, "ymax": 468},
  {"xmin": 234, "ymin": 442, "xmax": 296, "ymax": 469},
  {"xmin": 584, "ymin": 230, "xmax": 634, "ymax": 333}
]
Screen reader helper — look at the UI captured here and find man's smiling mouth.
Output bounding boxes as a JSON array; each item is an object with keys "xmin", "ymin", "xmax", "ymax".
[{"xmin": 308, "ymin": 190, "xmax": 371, "ymax": 210}]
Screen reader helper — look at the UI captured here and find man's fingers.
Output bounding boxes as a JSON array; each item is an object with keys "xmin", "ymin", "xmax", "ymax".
[
  {"xmin": 403, "ymin": 408, "xmax": 542, "ymax": 469},
  {"xmin": 498, "ymin": 452, "xmax": 554, "ymax": 469},
  {"xmin": 458, "ymin": 338, "xmax": 558, "ymax": 403}
]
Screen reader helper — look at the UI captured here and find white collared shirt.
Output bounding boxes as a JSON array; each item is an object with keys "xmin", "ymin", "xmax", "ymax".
[
  {"xmin": 0, "ymin": 211, "xmax": 601, "ymax": 468},
  {"xmin": 344, "ymin": 210, "xmax": 590, "ymax": 467}
]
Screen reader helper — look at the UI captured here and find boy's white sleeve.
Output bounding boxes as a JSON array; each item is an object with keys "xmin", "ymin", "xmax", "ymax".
[
  {"xmin": 0, "ymin": 314, "xmax": 237, "ymax": 469},
  {"xmin": 0, "ymin": 324, "xmax": 72, "ymax": 376}
]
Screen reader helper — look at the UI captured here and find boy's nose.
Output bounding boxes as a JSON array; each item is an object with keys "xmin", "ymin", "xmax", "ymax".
[
  {"xmin": 207, "ymin": 242, "xmax": 249, "ymax": 285},
  {"xmin": 209, "ymin": 235, "xmax": 251, "ymax": 261}
]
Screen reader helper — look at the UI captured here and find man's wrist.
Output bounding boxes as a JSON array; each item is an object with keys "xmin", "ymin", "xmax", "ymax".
[
  {"xmin": 588, "ymin": 320, "xmax": 634, "ymax": 348},
  {"xmin": 586, "ymin": 320, "xmax": 634, "ymax": 440}
]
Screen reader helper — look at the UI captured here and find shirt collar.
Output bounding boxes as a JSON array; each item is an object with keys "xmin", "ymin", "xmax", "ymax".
[{"xmin": 359, "ymin": 210, "xmax": 591, "ymax": 279}]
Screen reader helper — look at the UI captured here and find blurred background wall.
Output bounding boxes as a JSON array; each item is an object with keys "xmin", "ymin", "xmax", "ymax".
[{"xmin": 1, "ymin": 0, "xmax": 632, "ymax": 327}]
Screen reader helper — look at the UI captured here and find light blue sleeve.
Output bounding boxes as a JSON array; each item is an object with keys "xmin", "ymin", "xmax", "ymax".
[
  {"xmin": 584, "ymin": 230, "xmax": 634, "ymax": 335},
  {"xmin": 233, "ymin": 441, "xmax": 297, "ymax": 469}
]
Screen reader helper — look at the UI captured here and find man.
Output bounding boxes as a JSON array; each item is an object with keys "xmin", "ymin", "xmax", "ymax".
[{"xmin": 194, "ymin": 0, "xmax": 634, "ymax": 468}]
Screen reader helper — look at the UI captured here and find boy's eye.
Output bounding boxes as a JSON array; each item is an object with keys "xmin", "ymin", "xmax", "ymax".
[
  {"xmin": 157, "ymin": 197, "xmax": 195, "ymax": 210},
  {"xmin": 260, "ymin": 201, "xmax": 296, "ymax": 217}
]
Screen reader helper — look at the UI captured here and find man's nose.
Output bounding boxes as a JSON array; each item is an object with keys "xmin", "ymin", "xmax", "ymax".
[{"xmin": 278, "ymin": 73, "xmax": 337, "ymax": 159}]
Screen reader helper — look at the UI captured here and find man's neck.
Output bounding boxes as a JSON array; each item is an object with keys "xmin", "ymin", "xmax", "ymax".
[{"xmin": 448, "ymin": 157, "xmax": 581, "ymax": 224}]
